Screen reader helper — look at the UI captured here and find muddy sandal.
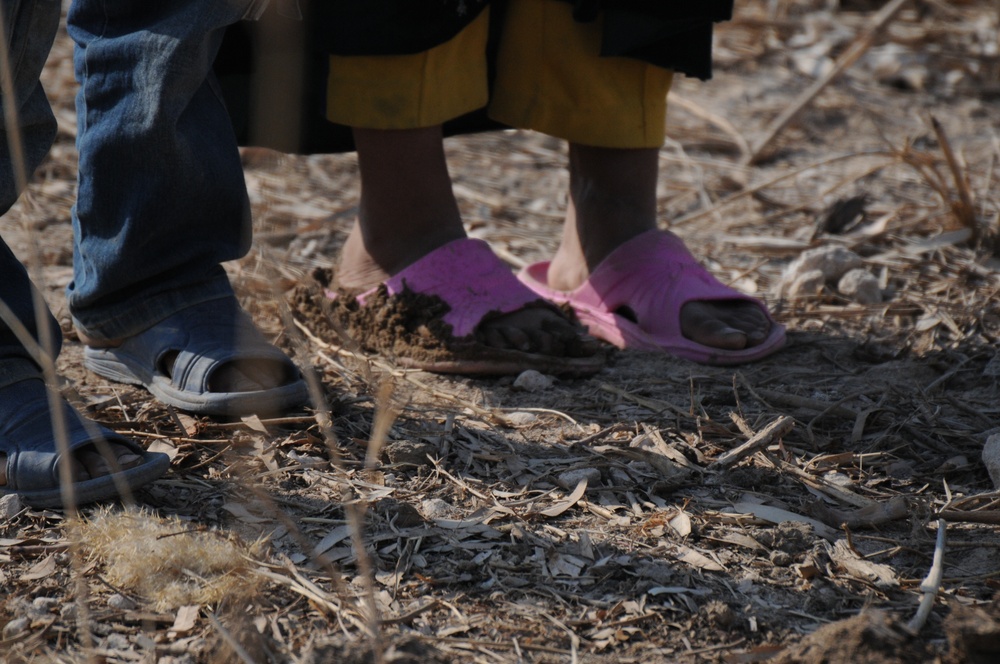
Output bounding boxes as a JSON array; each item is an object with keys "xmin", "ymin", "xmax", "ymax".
[
  {"xmin": 312, "ymin": 238, "xmax": 606, "ymax": 376},
  {"xmin": 83, "ymin": 297, "xmax": 309, "ymax": 416},
  {"xmin": 0, "ymin": 375, "xmax": 170, "ymax": 509}
]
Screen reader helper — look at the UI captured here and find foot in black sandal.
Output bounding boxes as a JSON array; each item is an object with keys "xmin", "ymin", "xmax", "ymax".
[{"xmin": 0, "ymin": 371, "xmax": 169, "ymax": 509}]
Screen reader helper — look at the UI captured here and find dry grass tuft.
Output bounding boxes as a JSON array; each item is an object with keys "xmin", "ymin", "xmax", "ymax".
[{"xmin": 73, "ymin": 508, "xmax": 267, "ymax": 612}]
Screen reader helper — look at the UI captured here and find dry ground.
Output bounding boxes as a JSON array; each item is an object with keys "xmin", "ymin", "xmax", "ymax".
[{"xmin": 3, "ymin": 1, "xmax": 1000, "ymax": 662}]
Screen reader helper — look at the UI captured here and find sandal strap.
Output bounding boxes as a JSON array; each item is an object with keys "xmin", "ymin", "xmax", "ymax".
[
  {"xmin": 0, "ymin": 378, "xmax": 141, "ymax": 491},
  {"xmin": 84, "ymin": 297, "xmax": 308, "ymax": 416},
  {"xmin": 165, "ymin": 300, "xmax": 296, "ymax": 393},
  {"xmin": 357, "ymin": 238, "xmax": 557, "ymax": 339}
]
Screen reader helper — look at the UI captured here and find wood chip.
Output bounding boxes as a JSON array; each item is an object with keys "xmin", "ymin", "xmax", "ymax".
[
  {"xmin": 537, "ymin": 479, "xmax": 589, "ymax": 518},
  {"xmin": 732, "ymin": 502, "xmax": 840, "ymax": 542}
]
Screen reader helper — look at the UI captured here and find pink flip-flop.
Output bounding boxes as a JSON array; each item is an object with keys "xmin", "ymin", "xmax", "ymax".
[
  {"xmin": 518, "ymin": 230, "xmax": 785, "ymax": 365},
  {"xmin": 324, "ymin": 238, "xmax": 605, "ymax": 376}
]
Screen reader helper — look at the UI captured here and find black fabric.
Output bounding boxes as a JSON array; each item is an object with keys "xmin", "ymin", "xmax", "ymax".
[
  {"xmin": 601, "ymin": 12, "xmax": 721, "ymax": 81},
  {"xmin": 314, "ymin": 0, "xmax": 490, "ymax": 56},
  {"xmin": 586, "ymin": 1, "xmax": 735, "ymax": 81},
  {"xmin": 217, "ymin": 14, "xmax": 351, "ymax": 154},
  {"xmin": 215, "ymin": 0, "xmax": 734, "ymax": 154},
  {"xmin": 217, "ymin": 0, "xmax": 506, "ymax": 154},
  {"xmin": 311, "ymin": 0, "xmax": 733, "ymax": 78},
  {"xmin": 598, "ymin": 1, "xmax": 733, "ymax": 22}
]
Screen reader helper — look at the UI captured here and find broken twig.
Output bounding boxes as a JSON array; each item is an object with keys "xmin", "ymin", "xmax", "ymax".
[
  {"xmin": 936, "ymin": 509, "xmax": 1000, "ymax": 526},
  {"xmin": 906, "ymin": 519, "xmax": 946, "ymax": 633},
  {"xmin": 812, "ymin": 496, "xmax": 909, "ymax": 529},
  {"xmin": 930, "ymin": 115, "xmax": 977, "ymax": 238},
  {"xmin": 709, "ymin": 416, "xmax": 793, "ymax": 469}
]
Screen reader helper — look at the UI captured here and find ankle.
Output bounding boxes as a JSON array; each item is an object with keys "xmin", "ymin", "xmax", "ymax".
[
  {"xmin": 546, "ymin": 247, "xmax": 592, "ymax": 292},
  {"xmin": 76, "ymin": 328, "xmax": 122, "ymax": 349},
  {"xmin": 336, "ymin": 226, "xmax": 467, "ymax": 290}
]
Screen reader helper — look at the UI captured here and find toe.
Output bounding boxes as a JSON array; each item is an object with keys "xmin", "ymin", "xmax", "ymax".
[
  {"xmin": 695, "ymin": 322, "xmax": 749, "ymax": 350},
  {"xmin": 539, "ymin": 315, "xmax": 597, "ymax": 357},
  {"xmin": 681, "ymin": 301, "xmax": 775, "ymax": 350},
  {"xmin": 566, "ymin": 332, "xmax": 601, "ymax": 358},
  {"xmin": 523, "ymin": 327, "xmax": 561, "ymax": 356},
  {"xmin": 207, "ymin": 360, "xmax": 288, "ymax": 393},
  {"xmin": 476, "ymin": 306, "xmax": 598, "ymax": 358},
  {"xmin": 481, "ymin": 326, "xmax": 516, "ymax": 351},
  {"xmin": 723, "ymin": 305, "xmax": 772, "ymax": 347},
  {"xmin": 210, "ymin": 366, "xmax": 264, "ymax": 393},
  {"xmin": 497, "ymin": 326, "xmax": 532, "ymax": 352},
  {"xmin": 744, "ymin": 323, "xmax": 771, "ymax": 346},
  {"xmin": 77, "ymin": 444, "xmax": 142, "ymax": 480}
]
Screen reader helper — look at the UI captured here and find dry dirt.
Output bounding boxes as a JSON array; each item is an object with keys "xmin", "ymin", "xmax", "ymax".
[{"xmin": 3, "ymin": 1, "xmax": 1000, "ymax": 662}]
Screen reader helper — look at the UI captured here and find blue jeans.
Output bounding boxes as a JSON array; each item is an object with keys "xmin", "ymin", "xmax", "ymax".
[
  {"xmin": 0, "ymin": 0, "xmax": 62, "ymax": 386},
  {"xmin": 66, "ymin": 0, "xmax": 270, "ymax": 342}
]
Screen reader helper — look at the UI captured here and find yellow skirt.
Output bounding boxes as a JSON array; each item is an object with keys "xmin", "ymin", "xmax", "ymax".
[{"xmin": 325, "ymin": 0, "xmax": 674, "ymax": 149}]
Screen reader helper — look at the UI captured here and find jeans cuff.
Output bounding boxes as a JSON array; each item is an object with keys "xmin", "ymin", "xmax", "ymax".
[
  {"xmin": 0, "ymin": 356, "xmax": 42, "ymax": 390},
  {"xmin": 71, "ymin": 274, "xmax": 236, "ymax": 342}
]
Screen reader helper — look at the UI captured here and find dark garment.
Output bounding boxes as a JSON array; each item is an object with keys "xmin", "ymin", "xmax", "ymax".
[
  {"xmin": 315, "ymin": 0, "xmax": 733, "ymax": 80},
  {"xmin": 313, "ymin": 1, "xmax": 490, "ymax": 56},
  {"xmin": 216, "ymin": 0, "xmax": 734, "ymax": 154},
  {"xmin": 598, "ymin": 0, "xmax": 734, "ymax": 80}
]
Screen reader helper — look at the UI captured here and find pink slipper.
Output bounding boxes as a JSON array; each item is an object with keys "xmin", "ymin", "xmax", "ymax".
[
  {"xmin": 323, "ymin": 238, "xmax": 605, "ymax": 376},
  {"xmin": 518, "ymin": 230, "xmax": 786, "ymax": 365}
]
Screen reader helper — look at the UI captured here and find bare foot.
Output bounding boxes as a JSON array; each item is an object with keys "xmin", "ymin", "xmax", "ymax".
[
  {"xmin": 74, "ymin": 444, "xmax": 142, "ymax": 480},
  {"xmin": 162, "ymin": 350, "xmax": 289, "ymax": 393}
]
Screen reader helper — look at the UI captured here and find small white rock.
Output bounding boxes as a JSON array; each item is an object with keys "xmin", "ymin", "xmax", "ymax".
[
  {"xmin": 556, "ymin": 467, "xmax": 602, "ymax": 489},
  {"xmin": 108, "ymin": 593, "xmax": 137, "ymax": 611},
  {"xmin": 104, "ymin": 633, "xmax": 130, "ymax": 651},
  {"xmin": 786, "ymin": 269, "xmax": 826, "ymax": 299},
  {"xmin": 837, "ymin": 268, "xmax": 882, "ymax": 304},
  {"xmin": 2, "ymin": 617, "xmax": 30, "ymax": 639},
  {"xmin": 983, "ymin": 434, "xmax": 1000, "ymax": 489},
  {"xmin": 503, "ymin": 411, "xmax": 537, "ymax": 426},
  {"xmin": 60, "ymin": 603, "xmax": 77, "ymax": 620},
  {"xmin": 785, "ymin": 246, "xmax": 864, "ymax": 283},
  {"xmin": 30, "ymin": 597, "xmax": 59, "ymax": 617},
  {"xmin": 512, "ymin": 370, "xmax": 554, "ymax": 392},
  {"xmin": 420, "ymin": 498, "xmax": 456, "ymax": 520},
  {"xmin": 0, "ymin": 493, "xmax": 23, "ymax": 520}
]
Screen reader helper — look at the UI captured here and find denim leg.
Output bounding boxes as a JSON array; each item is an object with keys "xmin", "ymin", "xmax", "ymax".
[
  {"xmin": 66, "ymin": 0, "xmax": 270, "ymax": 342},
  {"xmin": 0, "ymin": 0, "xmax": 62, "ymax": 373}
]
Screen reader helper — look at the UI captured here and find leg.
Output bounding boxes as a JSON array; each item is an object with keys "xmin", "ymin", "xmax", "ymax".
[
  {"xmin": 492, "ymin": 0, "xmax": 783, "ymax": 361},
  {"xmin": 336, "ymin": 126, "xmax": 467, "ymax": 290},
  {"xmin": 548, "ymin": 144, "xmax": 772, "ymax": 351},
  {"xmin": 66, "ymin": 0, "xmax": 307, "ymax": 414},
  {"xmin": 0, "ymin": 0, "xmax": 166, "ymax": 503},
  {"xmin": 68, "ymin": 0, "xmax": 253, "ymax": 335},
  {"xmin": 337, "ymin": 126, "xmax": 596, "ymax": 356},
  {"xmin": 326, "ymin": 11, "xmax": 600, "ymax": 365}
]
